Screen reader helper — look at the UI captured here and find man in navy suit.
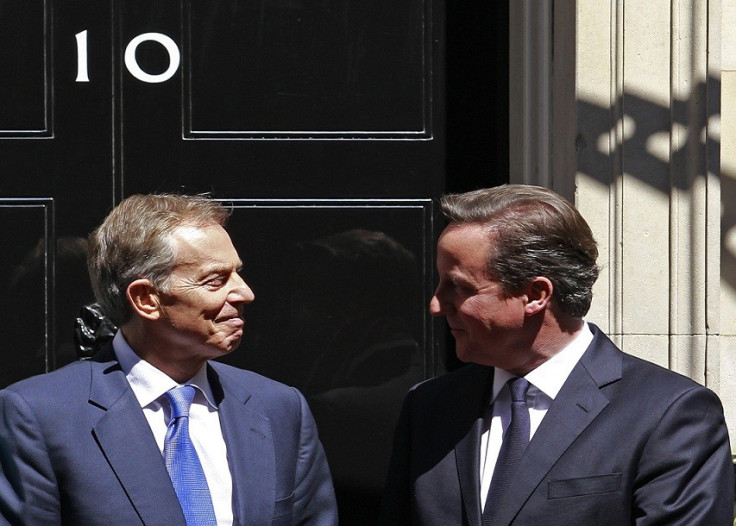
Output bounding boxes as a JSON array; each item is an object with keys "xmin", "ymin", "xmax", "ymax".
[
  {"xmin": 379, "ymin": 185, "xmax": 734, "ymax": 525},
  {"xmin": 0, "ymin": 194, "xmax": 338, "ymax": 525}
]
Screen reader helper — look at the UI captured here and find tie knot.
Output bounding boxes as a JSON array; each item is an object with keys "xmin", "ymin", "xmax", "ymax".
[
  {"xmin": 166, "ymin": 385, "xmax": 196, "ymax": 418},
  {"xmin": 508, "ymin": 377, "xmax": 530, "ymax": 403}
]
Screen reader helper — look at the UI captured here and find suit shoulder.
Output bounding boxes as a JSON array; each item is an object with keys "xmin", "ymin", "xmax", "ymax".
[
  {"xmin": 407, "ymin": 364, "xmax": 491, "ymax": 406},
  {"xmin": 209, "ymin": 361, "xmax": 301, "ymax": 400},
  {"xmin": 585, "ymin": 326, "xmax": 714, "ymax": 399},
  {"xmin": 208, "ymin": 362, "xmax": 312, "ymax": 428},
  {"xmin": 413, "ymin": 363, "xmax": 490, "ymax": 390},
  {"xmin": 0, "ymin": 361, "xmax": 99, "ymax": 419},
  {"xmin": 620, "ymin": 351, "xmax": 717, "ymax": 399},
  {"xmin": 3, "ymin": 360, "xmax": 93, "ymax": 396}
]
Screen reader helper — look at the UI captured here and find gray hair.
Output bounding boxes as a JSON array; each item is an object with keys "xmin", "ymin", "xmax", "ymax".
[
  {"xmin": 440, "ymin": 185, "xmax": 600, "ymax": 318},
  {"xmin": 88, "ymin": 194, "xmax": 230, "ymax": 326}
]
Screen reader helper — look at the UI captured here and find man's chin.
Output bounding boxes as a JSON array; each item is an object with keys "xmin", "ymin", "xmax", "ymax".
[
  {"xmin": 222, "ymin": 337, "xmax": 242, "ymax": 353},
  {"xmin": 454, "ymin": 346, "xmax": 475, "ymax": 364},
  {"xmin": 455, "ymin": 346, "xmax": 494, "ymax": 367},
  {"xmin": 207, "ymin": 335, "xmax": 243, "ymax": 357}
]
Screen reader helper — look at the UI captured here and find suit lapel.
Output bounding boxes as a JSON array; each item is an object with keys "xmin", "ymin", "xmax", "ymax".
[
  {"xmin": 88, "ymin": 349, "xmax": 186, "ymax": 526},
  {"xmin": 454, "ymin": 366, "xmax": 494, "ymax": 526},
  {"xmin": 456, "ymin": 414, "xmax": 484, "ymax": 525},
  {"xmin": 488, "ymin": 326, "xmax": 621, "ymax": 525},
  {"xmin": 209, "ymin": 364, "xmax": 275, "ymax": 526}
]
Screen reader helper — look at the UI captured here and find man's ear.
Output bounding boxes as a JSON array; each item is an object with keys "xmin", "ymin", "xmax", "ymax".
[
  {"xmin": 524, "ymin": 277, "xmax": 553, "ymax": 316},
  {"xmin": 126, "ymin": 279, "xmax": 161, "ymax": 320}
]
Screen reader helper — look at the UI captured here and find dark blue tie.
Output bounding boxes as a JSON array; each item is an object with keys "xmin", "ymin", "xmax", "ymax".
[
  {"xmin": 164, "ymin": 385, "xmax": 218, "ymax": 526},
  {"xmin": 482, "ymin": 377, "xmax": 531, "ymax": 525}
]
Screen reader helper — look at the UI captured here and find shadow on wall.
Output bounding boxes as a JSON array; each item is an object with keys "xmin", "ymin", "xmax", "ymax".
[
  {"xmin": 576, "ymin": 80, "xmax": 736, "ymax": 295},
  {"xmin": 577, "ymin": 82, "xmax": 714, "ymax": 192},
  {"xmin": 721, "ymin": 174, "xmax": 736, "ymax": 297}
]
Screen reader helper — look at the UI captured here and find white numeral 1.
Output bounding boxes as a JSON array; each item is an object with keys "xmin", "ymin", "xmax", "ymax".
[{"xmin": 75, "ymin": 30, "xmax": 89, "ymax": 82}]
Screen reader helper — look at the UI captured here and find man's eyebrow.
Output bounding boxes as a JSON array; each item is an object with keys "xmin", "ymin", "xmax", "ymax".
[
  {"xmin": 201, "ymin": 260, "xmax": 243, "ymax": 275},
  {"xmin": 446, "ymin": 271, "xmax": 467, "ymax": 284},
  {"xmin": 448, "ymin": 273, "xmax": 476, "ymax": 289}
]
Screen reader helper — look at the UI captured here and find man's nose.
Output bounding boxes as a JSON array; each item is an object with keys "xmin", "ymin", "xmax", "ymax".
[
  {"xmin": 229, "ymin": 273, "xmax": 255, "ymax": 304},
  {"xmin": 429, "ymin": 295, "xmax": 442, "ymax": 317},
  {"xmin": 429, "ymin": 290, "xmax": 450, "ymax": 317}
]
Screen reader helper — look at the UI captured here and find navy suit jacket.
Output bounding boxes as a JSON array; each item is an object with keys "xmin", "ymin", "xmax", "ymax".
[
  {"xmin": 379, "ymin": 325, "xmax": 734, "ymax": 525},
  {"xmin": 0, "ymin": 344, "xmax": 338, "ymax": 525}
]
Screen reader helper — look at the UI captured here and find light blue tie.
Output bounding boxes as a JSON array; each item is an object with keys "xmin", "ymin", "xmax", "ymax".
[{"xmin": 164, "ymin": 385, "xmax": 218, "ymax": 526}]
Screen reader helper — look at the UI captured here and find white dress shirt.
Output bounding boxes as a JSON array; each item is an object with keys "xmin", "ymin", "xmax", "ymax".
[
  {"xmin": 479, "ymin": 322, "xmax": 594, "ymax": 510},
  {"xmin": 113, "ymin": 331, "xmax": 234, "ymax": 525}
]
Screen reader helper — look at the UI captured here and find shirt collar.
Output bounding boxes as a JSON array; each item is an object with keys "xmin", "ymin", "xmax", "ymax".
[
  {"xmin": 112, "ymin": 330, "xmax": 218, "ymax": 410},
  {"xmin": 490, "ymin": 321, "xmax": 594, "ymax": 402}
]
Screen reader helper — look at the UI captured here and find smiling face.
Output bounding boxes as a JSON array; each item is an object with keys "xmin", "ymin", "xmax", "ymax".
[
  {"xmin": 154, "ymin": 223, "xmax": 255, "ymax": 363},
  {"xmin": 429, "ymin": 222, "xmax": 538, "ymax": 370}
]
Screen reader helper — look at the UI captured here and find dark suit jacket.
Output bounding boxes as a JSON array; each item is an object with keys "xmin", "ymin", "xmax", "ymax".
[
  {"xmin": 379, "ymin": 325, "xmax": 734, "ymax": 525},
  {"xmin": 0, "ymin": 344, "xmax": 338, "ymax": 525}
]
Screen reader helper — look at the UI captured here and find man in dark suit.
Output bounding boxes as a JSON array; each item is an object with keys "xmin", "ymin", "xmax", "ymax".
[
  {"xmin": 0, "ymin": 194, "xmax": 338, "ymax": 525},
  {"xmin": 379, "ymin": 185, "xmax": 734, "ymax": 525}
]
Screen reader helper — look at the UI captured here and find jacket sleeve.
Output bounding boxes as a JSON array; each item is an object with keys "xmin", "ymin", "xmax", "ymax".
[
  {"xmin": 0, "ymin": 389, "xmax": 61, "ymax": 526},
  {"xmin": 633, "ymin": 385, "xmax": 734, "ymax": 525},
  {"xmin": 291, "ymin": 388, "xmax": 339, "ymax": 526}
]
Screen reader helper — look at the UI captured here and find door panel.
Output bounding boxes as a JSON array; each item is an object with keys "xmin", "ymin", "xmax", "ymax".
[
  {"xmin": 0, "ymin": 200, "xmax": 53, "ymax": 385},
  {"xmin": 0, "ymin": 1, "xmax": 48, "ymax": 135},
  {"xmin": 221, "ymin": 200, "xmax": 433, "ymax": 522},
  {"xmin": 185, "ymin": 1, "xmax": 428, "ymax": 136}
]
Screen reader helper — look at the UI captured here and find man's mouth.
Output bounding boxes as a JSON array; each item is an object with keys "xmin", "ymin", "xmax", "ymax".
[{"xmin": 219, "ymin": 317, "xmax": 244, "ymax": 329}]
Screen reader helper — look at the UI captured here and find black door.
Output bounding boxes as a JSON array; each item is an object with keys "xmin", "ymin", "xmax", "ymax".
[{"xmin": 0, "ymin": 0, "xmax": 508, "ymax": 522}]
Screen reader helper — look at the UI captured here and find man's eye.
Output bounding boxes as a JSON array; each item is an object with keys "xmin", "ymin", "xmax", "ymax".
[
  {"xmin": 452, "ymin": 282, "xmax": 475, "ymax": 296},
  {"xmin": 205, "ymin": 276, "xmax": 227, "ymax": 287}
]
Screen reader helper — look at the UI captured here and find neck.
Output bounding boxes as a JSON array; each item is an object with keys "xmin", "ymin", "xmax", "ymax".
[
  {"xmin": 537, "ymin": 315, "xmax": 584, "ymax": 352},
  {"xmin": 507, "ymin": 314, "xmax": 584, "ymax": 376},
  {"xmin": 120, "ymin": 323, "xmax": 206, "ymax": 384}
]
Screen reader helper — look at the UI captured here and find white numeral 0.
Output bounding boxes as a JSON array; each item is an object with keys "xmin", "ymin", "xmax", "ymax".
[{"xmin": 124, "ymin": 33, "xmax": 180, "ymax": 83}]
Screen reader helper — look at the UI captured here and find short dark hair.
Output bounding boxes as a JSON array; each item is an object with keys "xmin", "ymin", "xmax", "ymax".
[
  {"xmin": 440, "ymin": 185, "xmax": 600, "ymax": 318},
  {"xmin": 88, "ymin": 194, "xmax": 230, "ymax": 326}
]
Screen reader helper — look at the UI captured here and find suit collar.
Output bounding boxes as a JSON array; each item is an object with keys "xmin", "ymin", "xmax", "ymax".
[
  {"xmin": 206, "ymin": 361, "xmax": 252, "ymax": 406},
  {"xmin": 578, "ymin": 323, "xmax": 623, "ymax": 388},
  {"xmin": 87, "ymin": 342, "xmax": 130, "ymax": 410}
]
